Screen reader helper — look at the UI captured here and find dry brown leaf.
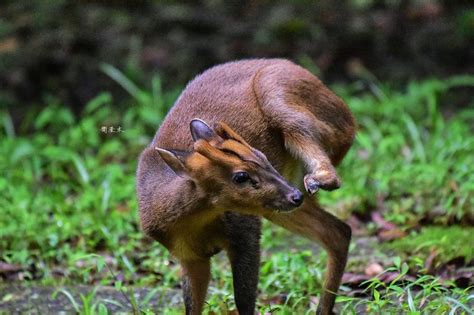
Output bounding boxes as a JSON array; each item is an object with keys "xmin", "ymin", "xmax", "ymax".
[
  {"xmin": 377, "ymin": 228, "xmax": 406, "ymax": 241},
  {"xmin": 0, "ymin": 262, "xmax": 23, "ymax": 275},
  {"xmin": 365, "ymin": 262, "xmax": 384, "ymax": 277}
]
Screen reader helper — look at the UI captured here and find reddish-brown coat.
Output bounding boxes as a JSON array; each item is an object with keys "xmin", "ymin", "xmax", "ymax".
[{"xmin": 137, "ymin": 59, "xmax": 356, "ymax": 315}]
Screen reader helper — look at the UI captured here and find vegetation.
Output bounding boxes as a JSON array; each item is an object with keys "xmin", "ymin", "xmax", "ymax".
[
  {"xmin": 324, "ymin": 76, "xmax": 474, "ymax": 224},
  {"xmin": 1, "ymin": 69, "xmax": 473, "ymax": 313},
  {"xmin": 3, "ymin": 1, "xmax": 474, "ymax": 112}
]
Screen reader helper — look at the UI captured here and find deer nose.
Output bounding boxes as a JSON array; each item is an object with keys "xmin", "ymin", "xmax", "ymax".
[{"xmin": 289, "ymin": 190, "xmax": 304, "ymax": 207}]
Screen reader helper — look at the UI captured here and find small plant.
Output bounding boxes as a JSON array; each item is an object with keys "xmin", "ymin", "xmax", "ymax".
[{"xmin": 1, "ymin": 74, "xmax": 473, "ymax": 313}]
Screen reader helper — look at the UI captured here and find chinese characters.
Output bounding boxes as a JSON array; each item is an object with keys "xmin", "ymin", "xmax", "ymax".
[{"xmin": 100, "ymin": 126, "xmax": 123, "ymax": 134}]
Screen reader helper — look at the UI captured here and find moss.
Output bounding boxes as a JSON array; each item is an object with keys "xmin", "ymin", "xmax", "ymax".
[{"xmin": 383, "ymin": 226, "xmax": 474, "ymax": 263}]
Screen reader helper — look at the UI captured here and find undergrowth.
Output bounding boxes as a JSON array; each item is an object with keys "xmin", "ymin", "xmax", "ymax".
[{"xmin": 1, "ymin": 68, "xmax": 473, "ymax": 314}]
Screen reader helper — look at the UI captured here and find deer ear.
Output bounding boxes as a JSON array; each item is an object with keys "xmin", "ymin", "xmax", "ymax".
[
  {"xmin": 155, "ymin": 147, "xmax": 187, "ymax": 176},
  {"xmin": 214, "ymin": 121, "xmax": 251, "ymax": 147},
  {"xmin": 190, "ymin": 119, "xmax": 217, "ymax": 142}
]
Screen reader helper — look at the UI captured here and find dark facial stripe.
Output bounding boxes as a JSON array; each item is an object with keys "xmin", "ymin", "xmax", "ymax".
[
  {"xmin": 220, "ymin": 148, "xmax": 242, "ymax": 160},
  {"xmin": 219, "ymin": 147, "xmax": 265, "ymax": 168}
]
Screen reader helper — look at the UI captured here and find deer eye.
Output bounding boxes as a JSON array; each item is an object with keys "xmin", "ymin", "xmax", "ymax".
[{"xmin": 232, "ymin": 171, "xmax": 250, "ymax": 184}]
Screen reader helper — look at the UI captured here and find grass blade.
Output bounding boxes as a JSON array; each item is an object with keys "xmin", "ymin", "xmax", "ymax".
[
  {"xmin": 101, "ymin": 63, "xmax": 143, "ymax": 101},
  {"xmin": 53, "ymin": 289, "xmax": 81, "ymax": 313}
]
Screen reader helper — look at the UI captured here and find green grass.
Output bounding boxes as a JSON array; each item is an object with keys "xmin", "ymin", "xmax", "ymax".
[
  {"xmin": 1, "ymin": 69, "xmax": 474, "ymax": 314},
  {"xmin": 322, "ymin": 76, "xmax": 474, "ymax": 224},
  {"xmin": 384, "ymin": 225, "xmax": 474, "ymax": 266}
]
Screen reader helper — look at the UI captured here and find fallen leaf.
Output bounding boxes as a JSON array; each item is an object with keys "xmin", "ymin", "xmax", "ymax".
[
  {"xmin": 365, "ymin": 263, "xmax": 384, "ymax": 277},
  {"xmin": 342, "ymin": 272, "xmax": 370, "ymax": 285},
  {"xmin": 347, "ymin": 215, "xmax": 367, "ymax": 236},
  {"xmin": 377, "ymin": 228, "xmax": 406, "ymax": 241},
  {"xmin": 425, "ymin": 249, "xmax": 438, "ymax": 273},
  {"xmin": 371, "ymin": 211, "xmax": 396, "ymax": 230},
  {"xmin": 0, "ymin": 262, "xmax": 23, "ymax": 274}
]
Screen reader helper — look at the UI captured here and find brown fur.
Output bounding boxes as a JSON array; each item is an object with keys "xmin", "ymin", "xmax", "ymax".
[{"xmin": 137, "ymin": 59, "xmax": 356, "ymax": 315}]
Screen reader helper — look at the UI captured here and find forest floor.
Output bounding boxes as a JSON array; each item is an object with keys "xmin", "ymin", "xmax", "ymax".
[{"xmin": 1, "ymin": 74, "xmax": 474, "ymax": 314}]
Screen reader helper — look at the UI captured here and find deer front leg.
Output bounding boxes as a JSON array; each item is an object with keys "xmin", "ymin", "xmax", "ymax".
[
  {"xmin": 224, "ymin": 213, "xmax": 261, "ymax": 315},
  {"xmin": 284, "ymin": 132, "xmax": 340, "ymax": 194},
  {"xmin": 181, "ymin": 259, "xmax": 211, "ymax": 315},
  {"xmin": 264, "ymin": 199, "xmax": 351, "ymax": 314}
]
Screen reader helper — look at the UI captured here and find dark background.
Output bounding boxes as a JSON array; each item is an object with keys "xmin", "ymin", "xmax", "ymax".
[
  {"xmin": 1, "ymin": 0, "xmax": 473, "ymax": 115},
  {"xmin": 1, "ymin": 2, "xmax": 474, "ymax": 312}
]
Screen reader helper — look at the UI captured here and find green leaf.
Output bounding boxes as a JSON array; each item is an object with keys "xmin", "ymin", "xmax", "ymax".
[{"xmin": 373, "ymin": 289, "xmax": 380, "ymax": 302}]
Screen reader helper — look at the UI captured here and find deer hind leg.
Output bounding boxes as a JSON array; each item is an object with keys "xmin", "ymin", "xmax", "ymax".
[
  {"xmin": 284, "ymin": 130, "xmax": 341, "ymax": 193},
  {"xmin": 181, "ymin": 259, "xmax": 211, "ymax": 315},
  {"xmin": 264, "ymin": 199, "xmax": 351, "ymax": 315},
  {"xmin": 269, "ymin": 104, "xmax": 344, "ymax": 193},
  {"xmin": 254, "ymin": 63, "xmax": 354, "ymax": 193}
]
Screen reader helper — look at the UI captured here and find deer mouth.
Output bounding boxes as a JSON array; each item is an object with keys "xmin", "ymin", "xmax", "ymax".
[{"xmin": 264, "ymin": 201, "xmax": 300, "ymax": 213}]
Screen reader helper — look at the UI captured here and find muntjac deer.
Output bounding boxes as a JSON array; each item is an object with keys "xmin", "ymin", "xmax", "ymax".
[{"xmin": 137, "ymin": 59, "xmax": 355, "ymax": 315}]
